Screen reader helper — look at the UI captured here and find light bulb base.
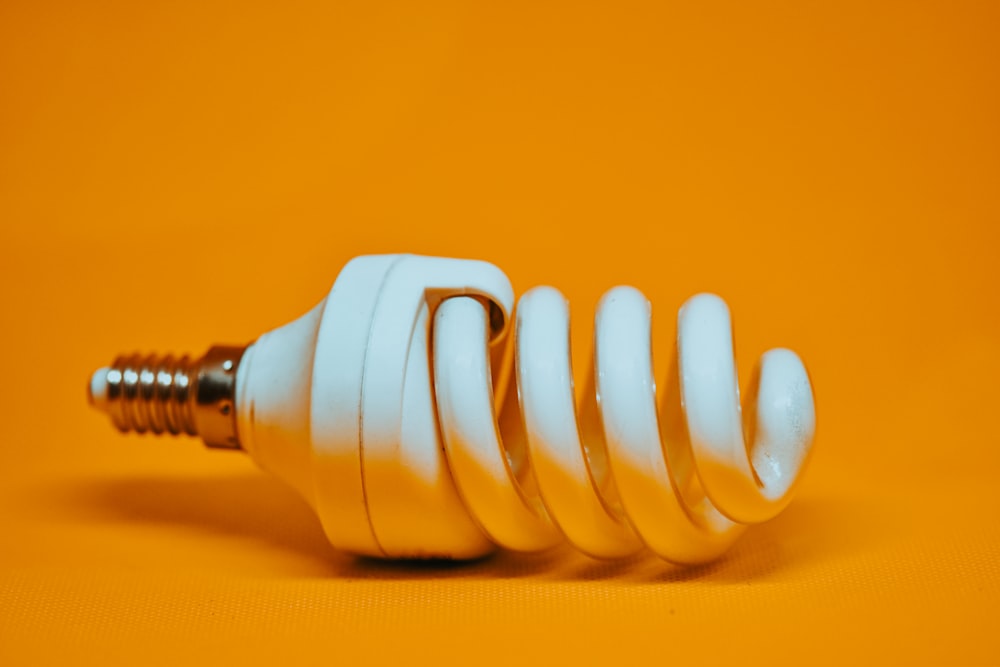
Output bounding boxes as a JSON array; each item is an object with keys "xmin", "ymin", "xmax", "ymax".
[{"xmin": 88, "ymin": 345, "xmax": 247, "ymax": 450}]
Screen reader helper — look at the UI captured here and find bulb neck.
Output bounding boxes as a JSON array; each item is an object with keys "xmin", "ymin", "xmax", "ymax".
[{"xmin": 88, "ymin": 345, "xmax": 247, "ymax": 449}]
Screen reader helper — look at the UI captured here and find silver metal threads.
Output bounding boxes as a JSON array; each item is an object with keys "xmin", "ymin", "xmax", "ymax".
[{"xmin": 88, "ymin": 345, "xmax": 247, "ymax": 449}]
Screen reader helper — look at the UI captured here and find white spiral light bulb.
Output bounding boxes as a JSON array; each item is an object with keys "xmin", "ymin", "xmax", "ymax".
[{"xmin": 88, "ymin": 254, "xmax": 816, "ymax": 564}]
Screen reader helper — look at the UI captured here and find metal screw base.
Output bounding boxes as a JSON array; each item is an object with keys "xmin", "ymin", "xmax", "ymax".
[{"xmin": 88, "ymin": 345, "xmax": 247, "ymax": 450}]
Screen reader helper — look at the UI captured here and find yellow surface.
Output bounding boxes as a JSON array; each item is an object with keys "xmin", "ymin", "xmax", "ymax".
[{"xmin": 1, "ymin": 1, "xmax": 998, "ymax": 664}]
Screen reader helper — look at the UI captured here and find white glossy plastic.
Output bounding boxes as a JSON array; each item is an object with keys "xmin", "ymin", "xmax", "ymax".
[
  {"xmin": 234, "ymin": 253, "xmax": 816, "ymax": 563},
  {"xmin": 237, "ymin": 254, "xmax": 513, "ymax": 559}
]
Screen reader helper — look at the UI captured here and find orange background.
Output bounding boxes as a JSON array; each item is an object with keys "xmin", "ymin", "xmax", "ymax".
[{"xmin": 1, "ymin": 1, "xmax": 998, "ymax": 664}]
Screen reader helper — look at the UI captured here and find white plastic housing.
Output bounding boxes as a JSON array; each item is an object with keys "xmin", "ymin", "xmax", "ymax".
[{"xmin": 235, "ymin": 254, "xmax": 514, "ymax": 559}]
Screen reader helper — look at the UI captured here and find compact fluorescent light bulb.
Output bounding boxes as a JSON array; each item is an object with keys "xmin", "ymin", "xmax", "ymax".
[{"xmin": 88, "ymin": 254, "xmax": 816, "ymax": 564}]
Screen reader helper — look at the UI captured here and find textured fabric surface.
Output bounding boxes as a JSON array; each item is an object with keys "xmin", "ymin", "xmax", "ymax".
[{"xmin": 2, "ymin": 1, "xmax": 999, "ymax": 664}]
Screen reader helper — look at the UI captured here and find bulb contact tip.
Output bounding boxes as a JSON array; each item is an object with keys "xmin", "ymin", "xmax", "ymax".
[{"xmin": 88, "ymin": 366, "xmax": 110, "ymax": 411}]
